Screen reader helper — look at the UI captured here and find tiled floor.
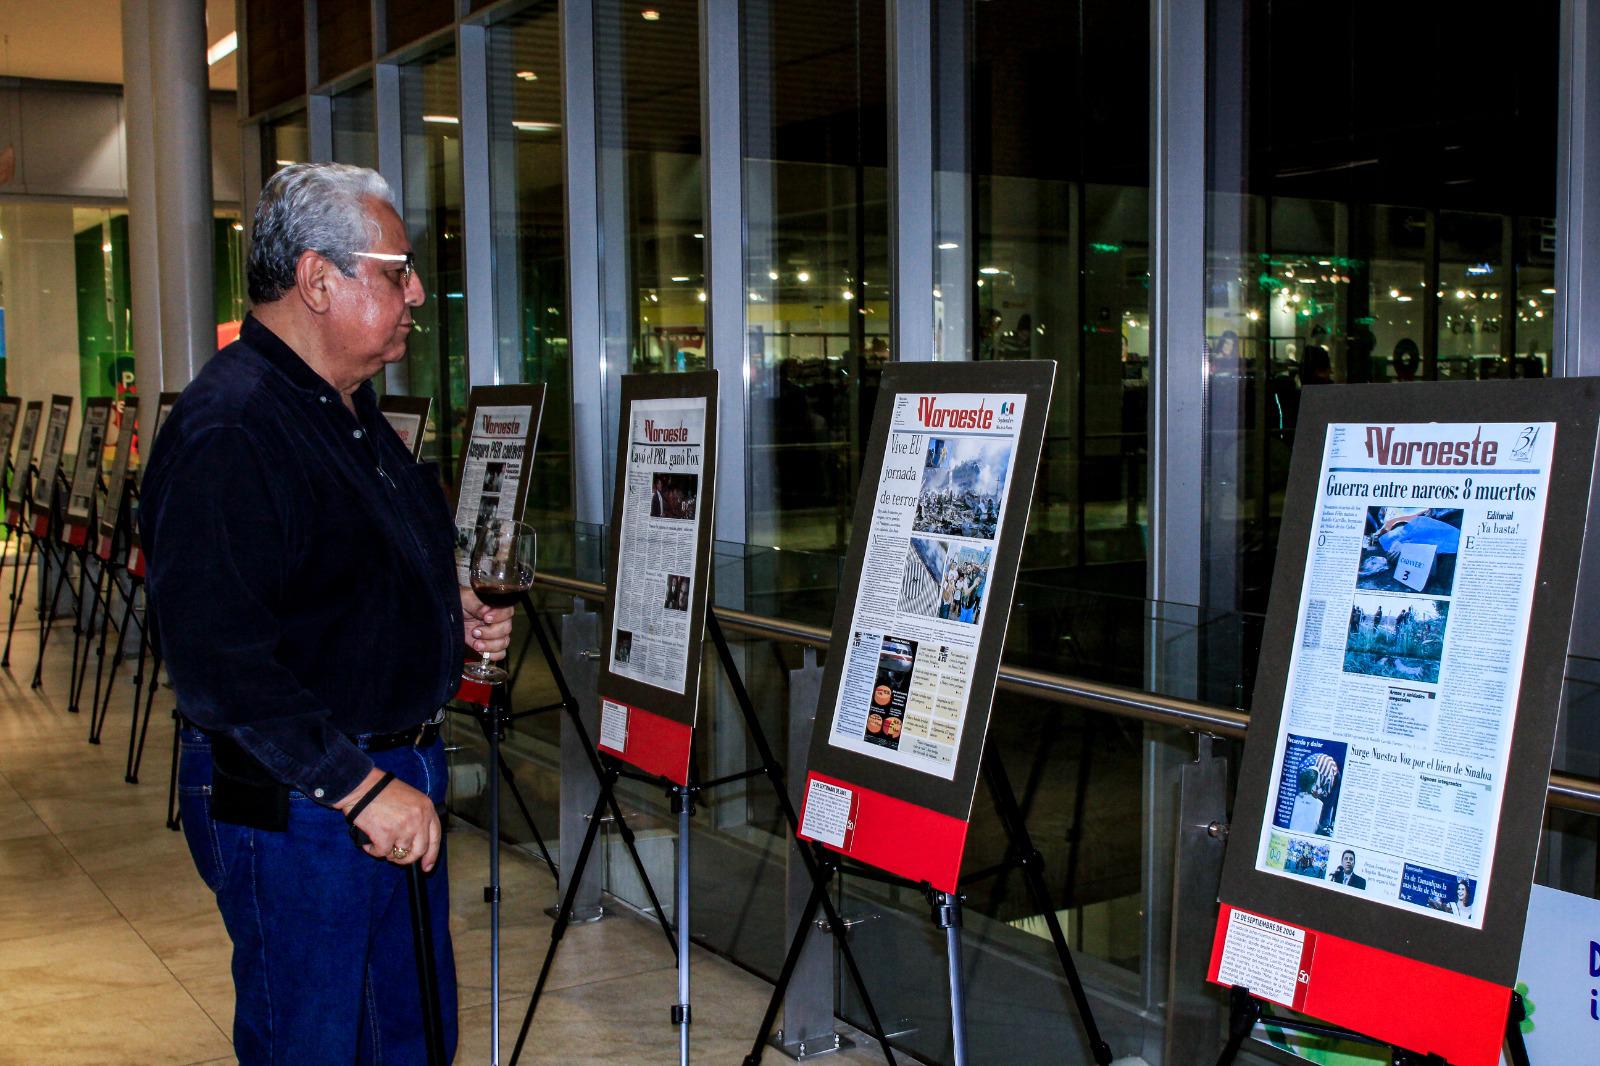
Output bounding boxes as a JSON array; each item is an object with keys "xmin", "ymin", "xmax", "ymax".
[{"xmin": 0, "ymin": 615, "xmax": 888, "ymax": 1065}]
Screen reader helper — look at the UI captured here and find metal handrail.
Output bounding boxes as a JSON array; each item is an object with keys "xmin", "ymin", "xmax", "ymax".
[{"xmin": 533, "ymin": 572, "xmax": 1600, "ymax": 816}]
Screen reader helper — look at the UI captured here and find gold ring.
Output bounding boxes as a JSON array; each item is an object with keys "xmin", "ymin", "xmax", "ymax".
[{"xmin": 390, "ymin": 844, "xmax": 409, "ymax": 860}]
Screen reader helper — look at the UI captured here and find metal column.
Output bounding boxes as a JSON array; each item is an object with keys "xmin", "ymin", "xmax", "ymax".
[
  {"xmin": 122, "ymin": 0, "xmax": 164, "ymax": 429},
  {"xmin": 148, "ymin": 0, "xmax": 217, "ymax": 389}
]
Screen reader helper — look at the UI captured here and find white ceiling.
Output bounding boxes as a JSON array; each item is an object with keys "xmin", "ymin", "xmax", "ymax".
[{"xmin": 0, "ymin": 0, "xmax": 238, "ymax": 91}]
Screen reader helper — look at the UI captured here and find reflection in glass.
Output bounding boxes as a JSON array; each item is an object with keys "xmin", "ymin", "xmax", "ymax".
[
  {"xmin": 263, "ymin": 111, "xmax": 308, "ymax": 178},
  {"xmin": 332, "ymin": 80, "xmax": 378, "ymax": 171},
  {"xmin": 488, "ymin": 5, "xmax": 572, "ymax": 532},
  {"xmin": 1204, "ymin": 0, "xmax": 1560, "ymax": 697},
  {"xmin": 400, "ymin": 49, "xmax": 466, "ymax": 480},
  {"xmin": 594, "ymin": 0, "xmax": 705, "ymax": 488},
  {"xmin": 743, "ymin": 0, "xmax": 889, "ymax": 554}
]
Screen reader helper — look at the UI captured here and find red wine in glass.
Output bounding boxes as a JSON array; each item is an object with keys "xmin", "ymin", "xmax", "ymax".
[{"xmin": 461, "ymin": 519, "xmax": 536, "ymax": 684}]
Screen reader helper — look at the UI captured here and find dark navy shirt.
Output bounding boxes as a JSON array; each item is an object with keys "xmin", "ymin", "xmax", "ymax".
[{"xmin": 141, "ymin": 315, "xmax": 462, "ymax": 803}]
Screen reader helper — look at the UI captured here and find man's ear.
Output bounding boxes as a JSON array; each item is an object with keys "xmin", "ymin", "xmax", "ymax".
[{"xmin": 294, "ymin": 250, "xmax": 335, "ymax": 314}]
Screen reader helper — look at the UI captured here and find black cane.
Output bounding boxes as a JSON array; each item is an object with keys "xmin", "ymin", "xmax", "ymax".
[{"xmin": 407, "ymin": 863, "xmax": 447, "ymax": 1066}]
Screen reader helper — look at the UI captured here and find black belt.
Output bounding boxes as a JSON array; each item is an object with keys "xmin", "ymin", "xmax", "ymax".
[{"xmin": 357, "ymin": 719, "xmax": 442, "ymax": 753}]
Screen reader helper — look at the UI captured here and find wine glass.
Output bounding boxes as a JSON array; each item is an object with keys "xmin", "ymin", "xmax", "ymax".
[{"xmin": 460, "ymin": 518, "xmax": 536, "ymax": 684}]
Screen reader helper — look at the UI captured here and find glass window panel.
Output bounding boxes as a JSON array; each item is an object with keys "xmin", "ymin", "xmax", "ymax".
[
  {"xmin": 263, "ymin": 112, "xmax": 308, "ymax": 178},
  {"xmin": 742, "ymin": 0, "xmax": 889, "ymax": 555},
  {"xmin": 245, "ymin": 4, "xmax": 305, "ymax": 113},
  {"xmin": 317, "ymin": 0, "xmax": 372, "ymax": 83},
  {"xmin": 331, "ymin": 80, "xmax": 378, "ymax": 171},
  {"xmin": 1204, "ymin": 0, "xmax": 1561, "ymax": 686},
  {"xmin": 593, "ymin": 0, "xmax": 705, "ymax": 493},
  {"xmin": 488, "ymin": 5, "xmax": 572, "ymax": 532},
  {"xmin": 400, "ymin": 49, "xmax": 466, "ymax": 480}
]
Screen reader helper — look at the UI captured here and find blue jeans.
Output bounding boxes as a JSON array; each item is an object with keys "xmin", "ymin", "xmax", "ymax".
[{"xmin": 179, "ymin": 727, "xmax": 458, "ymax": 1065}]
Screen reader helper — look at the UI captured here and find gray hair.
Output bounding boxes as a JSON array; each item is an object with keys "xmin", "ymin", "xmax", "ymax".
[{"xmin": 246, "ymin": 163, "xmax": 396, "ymax": 304}]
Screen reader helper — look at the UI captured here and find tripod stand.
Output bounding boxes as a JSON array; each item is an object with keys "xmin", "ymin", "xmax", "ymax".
[
  {"xmin": 1, "ymin": 468, "xmax": 46, "ymax": 671},
  {"xmin": 743, "ymin": 722, "xmax": 1114, "ymax": 1066},
  {"xmin": 509, "ymin": 611, "xmax": 899, "ymax": 1066},
  {"xmin": 30, "ymin": 475, "xmax": 87, "ymax": 691}
]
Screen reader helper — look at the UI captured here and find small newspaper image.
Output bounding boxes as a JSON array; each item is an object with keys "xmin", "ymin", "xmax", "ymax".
[
  {"xmin": 826, "ymin": 393, "xmax": 1026, "ymax": 780},
  {"xmin": 67, "ymin": 403, "xmax": 111, "ymax": 522},
  {"xmin": 453, "ymin": 404, "xmax": 534, "ymax": 583},
  {"xmin": 1254, "ymin": 421, "xmax": 1556, "ymax": 928},
  {"xmin": 606, "ymin": 396, "xmax": 707, "ymax": 695}
]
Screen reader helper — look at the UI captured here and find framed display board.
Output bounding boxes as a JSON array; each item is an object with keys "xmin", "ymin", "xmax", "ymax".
[
  {"xmin": 594, "ymin": 371, "xmax": 719, "ymax": 786},
  {"xmin": 8, "ymin": 401, "xmax": 42, "ymax": 522},
  {"xmin": 98, "ymin": 400, "xmax": 139, "ymax": 551},
  {"xmin": 452, "ymin": 385, "xmax": 545, "ymax": 579},
  {"xmin": 0, "ymin": 397, "xmax": 22, "ymax": 474},
  {"xmin": 65, "ymin": 397, "xmax": 113, "ymax": 527},
  {"xmin": 30, "ymin": 395, "xmax": 72, "ymax": 513},
  {"xmin": 378, "ymin": 394, "xmax": 432, "ymax": 461},
  {"xmin": 126, "ymin": 392, "xmax": 181, "ymax": 577},
  {"xmin": 794, "ymin": 361, "xmax": 1055, "ymax": 892},
  {"xmin": 1209, "ymin": 380, "xmax": 1600, "ymax": 1066}
]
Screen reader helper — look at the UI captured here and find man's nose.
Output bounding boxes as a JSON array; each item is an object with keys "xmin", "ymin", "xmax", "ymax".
[{"xmin": 405, "ymin": 268, "xmax": 426, "ymax": 308}]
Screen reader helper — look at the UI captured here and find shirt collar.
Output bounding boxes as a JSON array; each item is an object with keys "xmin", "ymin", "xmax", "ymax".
[{"xmin": 241, "ymin": 313, "xmax": 378, "ymax": 410}]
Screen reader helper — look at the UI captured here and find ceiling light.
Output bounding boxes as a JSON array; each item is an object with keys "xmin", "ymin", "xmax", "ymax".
[
  {"xmin": 842, "ymin": 290, "xmax": 854, "ymax": 301},
  {"xmin": 422, "ymin": 115, "xmax": 459, "ymax": 124},
  {"xmin": 670, "ymin": 275, "xmax": 691, "ymax": 282},
  {"xmin": 207, "ymin": 31, "xmax": 238, "ymax": 66},
  {"xmin": 693, "ymin": 233, "xmax": 704, "ymax": 239},
  {"xmin": 512, "ymin": 121, "xmax": 561, "ymax": 133},
  {"xmin": 938, "ymin": 242, "xmax": 958, "ymax": 250},
  {"xmin": 796, "ymin": 271, "xmax": 810, "ymax": 283},
  {"xmin": 697, "ymin": 290, "xmax": 707, "ymax": 302},
  {"xmin": 978, "ymin": 266, "xmax": 1003, "ymax": 275},
  {"xmin": 641, "ymin": 8, "xmax": 661, "ymax": 20},
  {"xmin": 516, "ymin": 71, "xmax": 538, "ymax": 81},
  {"xmin": 1541, "ymin": 287, "xmax": 1557, "ymax": 295},
  {"xmin": 232, "ymin": 222, "xmax": 244, "ymax": 231},
  {"xmin": 767, "ymin": 270, "xmax": 779, "ymax": 281},
  {"xmin": 101, "ymin": 242, "xmax": 112, "ymax": 253}
]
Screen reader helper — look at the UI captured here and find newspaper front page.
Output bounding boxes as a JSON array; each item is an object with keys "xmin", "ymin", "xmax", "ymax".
[
  {"xmin": 606, "ymin": 397, "xmax": 707, "ymax": 695},
  {"xmin": 66, "ymin": 401, "xmax": 112, "ymax": 522},
  {"xmin": 453, "ymin": 404, "xmax": 534, "ymax": 583},
  {"xmin": 824, "ymin": 392, "xmax": 1027, "ymax": 780},
  {"xmin": 10, "ymin": 405, "xmax": 40, "ymax": 511},
  {"xmin": 1254, "ymin": 421, "xmax": 1556, "ymax": 929}
]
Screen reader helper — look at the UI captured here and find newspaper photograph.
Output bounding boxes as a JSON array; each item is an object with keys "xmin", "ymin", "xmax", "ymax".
[
  {"xmin": 606, "ymin": 396, "xmax": 707, "ymax": 695},
  {"xmin": 453, "ymin": 403, "xmax": 534, "ymax": 583},
  {"xmin": 826, "ymin": 393, "xmax": 1027, "ymax": 780},
  {"xmin": 1253, "ymin": 421, "xmax": 1556, "ymax": 929},
  {"xmin": 10, "ymin": 403, "xmax": 41, "ymax": 511}
]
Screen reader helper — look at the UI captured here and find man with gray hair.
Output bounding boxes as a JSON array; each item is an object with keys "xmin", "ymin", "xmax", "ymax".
[{"xmin": 141, "ymin": 163, "xmax": 512, "ymax": 1063}]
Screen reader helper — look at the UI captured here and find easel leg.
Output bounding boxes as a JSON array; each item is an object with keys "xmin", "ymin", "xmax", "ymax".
[
  {"xmin": 127, "ymin": 651, "xmax": 163, "ymax": 783},
  {"xmin": 984, "ymin": 751, "xmax": 1114, "ymax": 1065},
  {"xmin": 474, "ymin": 708, "xmax": 558, "ymax": 876},
  {"xmin": 124, "ymin": 605, "xmax": 151, "ymax": 776},
  {"xmin": 674, "ymin": 787, "xmax": 692, "ymax": 1066},
  {"xmin": 706, "ymin": 615, "xmax": 898, "ymax": 1066},
  {"xmin": 165, "ymin": 711, "xmax": 182, "ymax": 830},
  {"xmin": 741, "ymin": 871, "xmax": 829, "ymax": 1066},
  {"xmin": 32, "ymin": 541, "xmax": 75, "ymax": 689},
  {"xmin": 487, "ymin": 686, "xmax": 506, "ymax": 1066},
  {"xmin": 89, "ymin": 575, "xmax": 134, "ymax": 744},
  {"xmin": 1504, "ymin": 989, "xmax": 1531, "ymax": 1066},
  {"xmin": 509, "ymin": 780, "xmax": 612, "ymax": 1066},
  {"xmin": 1215, "ymin": 987, "xmax": 1262, "ymax": 1066},
  {"xmin": 930, "ymin": 891, "xmax": 968, "ymax": 1066},
  {"xmin": 2, "ymin": 533, "xmax": 38, "ymax": 668},
  {"xmin": 71, "ymin": 556, "xmax": 105, "ymax": 716}
]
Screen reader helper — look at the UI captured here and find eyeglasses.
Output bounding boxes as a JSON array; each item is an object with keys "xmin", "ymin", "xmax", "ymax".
[{"xmin": 352, "ymin": 250, "xmax": 416, "ymax": 285}]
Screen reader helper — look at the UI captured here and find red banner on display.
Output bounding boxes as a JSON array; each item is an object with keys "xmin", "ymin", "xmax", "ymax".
[
  {"xmin": 94, "ymin": 536, "xmax": 114, "ymax": 562},
  {"xmin": 1207, "ymin": 905, "xmax": 1509, "ymax": 1066},
  {"xmin": 798, "ymin": 770, "xmax": 970, "ymax": 893},
  {"xmin": 63, "ymin": 522, "xmax": 86, "ymax": 548},
  {"xmin": 125, "ymin": 546, "xmax": 144, "ymax": 578},
  {"xmin": 31, "ymin": 512, "xmax": 49, "ymax": 539},
  {"xmin": 597, "ymin": 698, "xmax": 692, "ymax": 786}
]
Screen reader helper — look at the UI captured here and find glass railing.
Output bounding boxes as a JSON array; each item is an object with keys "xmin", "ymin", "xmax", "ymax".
[{"xmin": 444, "ymin": 521, "xmax": 1599, "ymax": 1066}]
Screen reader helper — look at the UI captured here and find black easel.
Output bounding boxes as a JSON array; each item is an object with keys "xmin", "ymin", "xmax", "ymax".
[
  {"xmin": 1, "ymin": 464, "xmax": 44, "ymax": 669},
  {"xmin": 84, "ymin": 492, "xmax": 134, "ymax": 745},
  {"xmin": 64, "ymin": 474, "xmax": 111, "ymax": 713},
  {"xmin": 508, "ymin": 610, "xmax": 900, "ymax": 1066},
  {"xmin": 30, "ymin": 472, "xmax": 87, "ymax": 690},
  {"xmin": 1215, "ymin": 984, "xmax": 1498, "ymax": 1066},
  {"xmin": 743, "ymin": 710, "xmax": 1114, "ymax": 1066}
]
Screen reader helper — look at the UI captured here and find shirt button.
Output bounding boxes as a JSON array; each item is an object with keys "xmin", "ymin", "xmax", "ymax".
[
  {"xmin": 352, "ymin": 429, "xmax": 364, "ymax": 439},
  {"xmin": 319, "ymin": 395, "xmax": 330, "ymax": 404},
  {"xmin": 313, "ymin": 788, "xmax": 325, "ymax": 799}
]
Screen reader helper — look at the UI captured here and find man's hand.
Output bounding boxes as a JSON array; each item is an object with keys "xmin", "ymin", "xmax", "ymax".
[
  {"xmin": 335, "ymin": 768, "xmax": 442, "ymax": 871},
  {"xmin": 460, "ymin": 586, "xmax": 514, "ymax": 660}
]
